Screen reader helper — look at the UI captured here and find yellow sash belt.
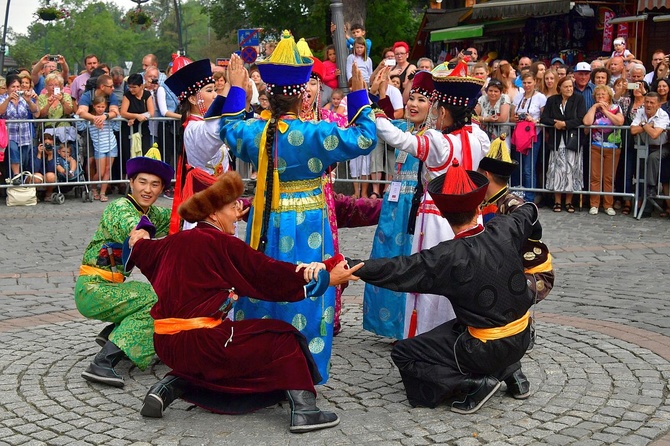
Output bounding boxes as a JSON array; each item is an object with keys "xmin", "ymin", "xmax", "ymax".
[
  {"xmin": 79, "ymin": 265, "xmax": 125, "ymax": 283},
  {"xmin": 468, "ymin": 311, "xmax": 530, "ymax": 343},
  {"xmin": 154, "ymin": 317, "xmax": 222, "ymax": 335}
]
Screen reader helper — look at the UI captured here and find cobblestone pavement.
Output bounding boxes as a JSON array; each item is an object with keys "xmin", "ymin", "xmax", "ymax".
[{"xmin": 1, "ymin": 196, "xmax": 669, "ymax": 445}]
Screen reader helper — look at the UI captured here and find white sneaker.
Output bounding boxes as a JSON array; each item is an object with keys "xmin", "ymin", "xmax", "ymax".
[
  {"xmin": 589, "ymin": 207, "xmax": 598, "ymax": 215},
  {"xmin": 605, "ymin": 207, "xmax": 616, "ymax": 216}
]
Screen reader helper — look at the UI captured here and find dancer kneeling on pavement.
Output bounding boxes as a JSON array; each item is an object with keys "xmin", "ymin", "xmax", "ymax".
[
  {"xmin": 332, "ymin": 160, "xmax": 538, "ymax": 414},
  {"xmin": 125, "ymin": 171, "xmax": 360, "ymax": 433},
  {"xmin": 75, "ymin": 154, "xmax": 174, "ymax": 388}
]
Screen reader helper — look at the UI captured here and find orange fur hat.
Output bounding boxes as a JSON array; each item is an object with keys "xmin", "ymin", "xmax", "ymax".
[{"xmin": 178, "ymin": 171, "xmax": 244, "ymax": 222}]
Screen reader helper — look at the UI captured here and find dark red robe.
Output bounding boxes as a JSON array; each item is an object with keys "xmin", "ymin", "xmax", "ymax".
[{"xmin": 130, "ymin": 222, "xmax": 322, "ymax": 413}]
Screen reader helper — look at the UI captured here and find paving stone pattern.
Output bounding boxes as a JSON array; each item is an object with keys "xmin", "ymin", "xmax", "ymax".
[{"xmin": 0, "ymin": 197, "xmax": 669, "ymax": 445}]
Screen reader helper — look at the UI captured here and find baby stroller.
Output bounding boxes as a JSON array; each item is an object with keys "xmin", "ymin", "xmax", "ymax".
[{"xmin": 43, "ymin": 129, "xmax": 93, "ymax": 204}]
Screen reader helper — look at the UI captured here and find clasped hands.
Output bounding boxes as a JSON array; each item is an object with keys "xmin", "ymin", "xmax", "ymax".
[{"xmin": 295, "ymin": 260, "xmax": 364, "ymax": 286}]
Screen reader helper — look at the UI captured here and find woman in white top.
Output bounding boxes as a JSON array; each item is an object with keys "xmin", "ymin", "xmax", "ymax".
[{"xmin": 511, "ymin": 72, "xmax": 547, "ymax": 202}]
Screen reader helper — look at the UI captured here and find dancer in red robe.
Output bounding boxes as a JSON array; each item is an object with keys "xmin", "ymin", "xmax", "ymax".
[{"xmin": 125, "ymin": 171, "xmax": 360, "ymax": 433}]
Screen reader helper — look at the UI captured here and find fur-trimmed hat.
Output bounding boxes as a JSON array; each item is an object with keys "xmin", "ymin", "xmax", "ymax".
[{"xmin": 178, "ymin": 171, "xmax": 244, "ymax": 222}]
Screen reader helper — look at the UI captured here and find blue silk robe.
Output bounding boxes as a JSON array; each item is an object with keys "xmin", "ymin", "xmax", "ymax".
[{"xmin": 219, "ymin": 87, "xmax": 377, "ymax": 383}]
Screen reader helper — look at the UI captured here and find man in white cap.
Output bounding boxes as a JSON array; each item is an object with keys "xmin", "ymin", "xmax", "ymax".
[{"xmin": 573, "ymin": 61, "xmax": 596, "ymax": 110}]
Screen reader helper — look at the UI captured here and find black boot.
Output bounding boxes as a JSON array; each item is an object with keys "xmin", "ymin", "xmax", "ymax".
[
  {"xmin": 504, "ymin": 368, "xmax": 530, "ymax": 399},
  {"xmin": 81, "ymin": 341, "xmax": 126, "ymax": 388},
  {"xmin": 450, "ymin": 376, "xmax": 501, "ymax": 414},
  {"xmin": 286, "ymin": 390, "xmax": 339, "ymax": 433},
  {"xmin": 95, "ymin": 324, "xmax": 116, "ymax": 347},
  {"xmin": 140, "ymin": 375, "xmax": 185, "ymax": 418}
]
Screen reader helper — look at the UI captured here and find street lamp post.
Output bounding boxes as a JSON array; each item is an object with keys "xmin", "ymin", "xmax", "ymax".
[
  {"xmin": 173, "ymin": 0, "xmax": 184, "ymax": 55},
  {"xmin": 0, "ymin": 0, "xmax": 11, "ymax": 74},
  {"xmin": 330, "ymin": 0, "xmax": 348, "ymax": 93}
]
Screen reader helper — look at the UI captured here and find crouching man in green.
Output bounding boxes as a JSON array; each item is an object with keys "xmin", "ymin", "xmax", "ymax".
[{"xmin": 75, "ymin": 155, "xmax": 174, "ymax": 387}]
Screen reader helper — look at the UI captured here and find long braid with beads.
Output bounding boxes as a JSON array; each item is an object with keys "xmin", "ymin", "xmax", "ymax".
[{"xmin": 258, "ymin": 93, "xmax": 301, "ymax": 252}]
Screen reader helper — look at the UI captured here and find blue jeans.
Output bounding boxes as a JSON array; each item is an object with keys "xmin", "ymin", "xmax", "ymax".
[
  {"xmin": 8, "ymin": 141, "xmax": 34, "ymax": 173},
  {"xmin": 513, "ymin": 138, "xmax": 542, "ymax": 201}
]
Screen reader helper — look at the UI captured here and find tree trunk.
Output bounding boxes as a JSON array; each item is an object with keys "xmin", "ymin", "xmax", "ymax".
[{"xmin": 342, "ymin": 0, "xmax": 366, "ymax": 28}]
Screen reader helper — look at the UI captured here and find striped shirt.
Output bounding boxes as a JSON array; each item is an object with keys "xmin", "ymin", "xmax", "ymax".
[{"xmin": 0, "ymin": 94, "xmax": 34, "ymax": 146}]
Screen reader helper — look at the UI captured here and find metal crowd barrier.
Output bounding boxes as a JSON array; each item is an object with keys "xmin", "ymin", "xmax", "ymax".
[{"xmin": 1, "ymin": 117, "xmax": 668, "ymax": 217}]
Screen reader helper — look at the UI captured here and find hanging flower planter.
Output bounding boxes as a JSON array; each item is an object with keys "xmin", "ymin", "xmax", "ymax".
[
  {"xmin": 124, "ymin": 8, "xmax": 154, "ymax": 30},
  {"xmin": 35, "ymin": 5, "xmax": 69, "ymax": 21}
]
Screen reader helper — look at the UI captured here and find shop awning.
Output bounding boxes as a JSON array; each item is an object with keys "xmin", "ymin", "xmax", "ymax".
[
  {"xmin": 472, "ymin": 0, "xmax": 570, "ymax": 20},
  {"xmin": 608, "ymin": 14, "xmax": 648, "ymax": 24},
  {"xmin": 638, "ymin": 0, "xmax": 670, "ymax": 12},
  {"xmin": 430, "ymin": 25, "xmax": 483, "ymax": 42},
  {"xmin": 423, "ymin": 8, "xmax": 471, "ymax": 31}
]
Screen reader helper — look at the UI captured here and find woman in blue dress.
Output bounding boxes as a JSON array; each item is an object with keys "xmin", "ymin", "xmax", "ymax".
[
  {"xmin": 363, "ymin": 71, "xmax": 433, "ymax": 339},
  {"xmin": 218, "ymin": 35, "xmax": 377, "ymax": 383}
]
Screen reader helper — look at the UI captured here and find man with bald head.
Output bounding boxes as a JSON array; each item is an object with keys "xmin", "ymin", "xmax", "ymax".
[
  {"xmin": 608, "ymin": 56, "xmax": 625, "ymax": 86},
  {"xmin": 142, "ymin": 54, "xmax": 167, "ymax": 84},
  {"xmin": 515, "ymin": 57, "xmax": 532, "ymax": 88}
]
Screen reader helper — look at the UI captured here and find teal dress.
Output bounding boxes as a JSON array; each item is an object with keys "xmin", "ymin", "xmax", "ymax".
[
  {"xmin": 219, "ymin": 87, "xmax": 377, "ymax": 383},
  {"xmin": 363, "ymin": 121, "xmax": 420, "ymax": 339}
]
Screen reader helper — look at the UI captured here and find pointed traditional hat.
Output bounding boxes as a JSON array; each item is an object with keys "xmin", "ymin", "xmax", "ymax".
[
  {"xmin": 432, "ymin": 59, "xmax": 484, "ymax": 108},
  {"xmin": 427, "ymin": 159, "xmax": 488, "ymax": 214},
  {"xmin": 478, "ymin": 135, "xmax": 518, "ymax": 177},
  {"xmin": 256, "ymin": 30, "xmax": 313, "ymax": 95}
]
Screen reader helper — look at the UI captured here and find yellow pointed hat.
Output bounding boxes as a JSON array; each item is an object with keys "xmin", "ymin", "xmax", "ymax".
[{"xmin": 479, "ymin": 135, "xmax": 518, "ymax": 177}]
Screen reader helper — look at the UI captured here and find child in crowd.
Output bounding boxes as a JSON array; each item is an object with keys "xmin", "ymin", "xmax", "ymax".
[
  {"xmin": 55, "ymin": 143, "xmax": 78, "ymax": 182},
  {"xmin": 345, "ymin": 23, "xmax": 372, "ymax": 57},
  {"xmin": 324, "ymin": 88, "xmax": 344, "ymax": 111},
  {"xmin": 389, "ymin": 75, "xmax": 401, "ymax": 90},
  {"xmin": 322, "ymin": 45, "xmax": 340, "ymax": 90},
  {"xmin": 346, "ymin": 37, "xmax": 373, "ymax": 83},
  {"xmin": 32, "ymin": 134, "xmax": 56, "ymax": 200},
  {"xmin": 611, "ymin": 38, "xmax": 635, "ymax": 64},
  {"xmin": 77, "ymin": 95, "xmax": 119, "ymax": 202}
]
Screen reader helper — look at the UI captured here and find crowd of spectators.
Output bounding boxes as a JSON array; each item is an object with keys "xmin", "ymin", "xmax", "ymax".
[{"xmin": 1, "ymin": 34, "xmax": 669, "ymax": 215}]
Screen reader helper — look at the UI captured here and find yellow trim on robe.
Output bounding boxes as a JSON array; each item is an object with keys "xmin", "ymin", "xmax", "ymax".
[
  {"xmin": 79, "ymin": 265, "xmax": 125, "ymax": 283},
  {"xmin": 468, "ymin": 311, "xmax": 530, "ymax": 343},
  {"xmin": 525, "ymin": 254, "xmax": 553, "ymax": 274}
]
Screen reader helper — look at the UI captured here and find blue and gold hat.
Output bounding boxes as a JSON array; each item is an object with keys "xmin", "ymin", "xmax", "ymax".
[
  {"xmin": 432, "ymin": 60, "xmax": 484, "ymax": 108},
  {"xmin": 256, "ymin": 30, "xmax": 313, "ymax": 96}
]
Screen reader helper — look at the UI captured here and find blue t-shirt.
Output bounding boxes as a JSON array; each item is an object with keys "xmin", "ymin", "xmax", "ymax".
[
  {"xmin": 346, "ymin": 37, "xmax": 372, "ymax": 57},
  {"xmin": 78, "ymin": 90, "xmax": 120, "ymax": 109}
]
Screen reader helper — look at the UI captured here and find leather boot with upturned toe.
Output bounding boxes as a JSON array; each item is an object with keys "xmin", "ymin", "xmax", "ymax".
[
  {"xmin": 504, "ymin": 368, "xmax": 530, "ymax": 399},
  {"xmin": 286, "ymin": 390, "xmax": 340, "ymax": 433},
  {"xmin": 81, "ymin": 341, "xmax": 126, "ymax": 388},
  {"xmin": 451, "ymin": 376, "xmax": 501, "ymax": 414},
  {"xmin": 141, "ymin": 375, "xmax": 186, "ymax": 418}
]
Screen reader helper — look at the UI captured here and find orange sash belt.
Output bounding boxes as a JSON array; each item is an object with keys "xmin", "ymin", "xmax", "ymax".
[
  {"xmin": 525, "ymin": 255, "xmax": 553, "ymax": 274},
  {"xmin": 154, "ymin": 317, "xmax": 222, "ymax": 335},
  {"xmin": 79, "ymin": 265, "xmax": 125, "ymax": 283},
  {"xmin": 468, "ymin": 311, "xmax": 530, "ymax": 343}
]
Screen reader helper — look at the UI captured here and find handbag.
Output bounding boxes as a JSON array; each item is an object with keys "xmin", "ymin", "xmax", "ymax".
[
  {"xmin": 0, "ymin": 119, "xmax": 7, "ymax": 162},
  {"xmin": 5, "ymin": 172, "xmax": 37, "ymax": 206},
  {"xmin": 130, "ymin": 131, "xmax": 143, "ymax": 158},
  {"xmin": 564, "ymin": 130, "xmax": 580, "ymax": 152},
  {"xmin": 512, "ymin": 121, "xmax": 537, "ymax": 155}
]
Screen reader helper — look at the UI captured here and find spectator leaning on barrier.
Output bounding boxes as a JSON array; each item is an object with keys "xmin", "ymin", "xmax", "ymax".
[
  {"xmin": 0, "ymin": 74, "xmax": 40, "ymax": 179},
  {"xmin": 110, "ymin": 66, "xmax": 126, "ymax": 103},
  {"xmin": 630, "ymin": 91, "xmax": 669, "ymax": 216},
  {"xmin": 583, "ymin": 84, "xmax": 624, "ymax": 216}
]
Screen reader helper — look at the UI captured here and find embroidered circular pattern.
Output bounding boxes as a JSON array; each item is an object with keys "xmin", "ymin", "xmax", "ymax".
[
  {"xmin": 379, "ymin": 307, "xmax": 391, "ymax": 322},
  {"xmin": 376, "ymin": 229, "xmax": 385, "ymax": 244},
  {"xmin": 236, "ymin": 138, "xmax": 243, "ymax": 152},
  {"xmin": 323, "ymin": 135, "xmax": 339, "ymax": 151},
  {"xmin": 296, "ymin": 211, "xmax": 306, "ymax": 225},
  {"xmin": 288, "ymin": 130, "xmax": 304, "ymax": 146},
  {"xmin": 292, "ymin": 314, "xmax": 307, "ymax": 331},
  {"xmin": 357, "ymin": 135, "xmax": 374, "ymax": 149},
  {"xmin": 308, "ymin": 232, "xmax": 322, "ymax": 249},
  {"xmin": 324, "ymin": 306, "xmax": 334, "ymax": 324},
  {"xmin": 395, "ymin": 233, "xmax": 406, "ymax": 246},
  {"xmin": 254, "ymin": 132, "xmax": 262, "ymax": 149},
  {"xmin": 308, "ymin": 157, "xmax": 323, "ymax": 173},
  {"xmin": 234, "ymin": 309, "xmax": 245, "ymax": 321},
  {"xmin": 309, "ymin": 337, "xmax": 325, "ymax": 354},
  {"xmin": 277, "ymin": 157, "xmax": 287, "ymax": 174},
  {"xmin": 279, "ymin": 235, "xmax": 295, "ymax": 253}
]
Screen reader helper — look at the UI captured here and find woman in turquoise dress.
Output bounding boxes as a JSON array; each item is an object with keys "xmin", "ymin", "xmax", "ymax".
[
  {"xmin": 363, "ymin": 71, "xmax": 432, "ymax": 339},
  {"xmin": 218, "ymin": 37, "xmax": 377, "ymax": 383}
]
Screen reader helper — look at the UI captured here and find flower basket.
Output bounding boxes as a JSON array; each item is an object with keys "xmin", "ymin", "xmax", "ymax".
[
  {"xmin": 124, "ymin": 8, "xmax": 154, "ymax": 30},
  {"xmin": 36, "ymin": 6, "xmax": 69, "ymax": 21}
]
